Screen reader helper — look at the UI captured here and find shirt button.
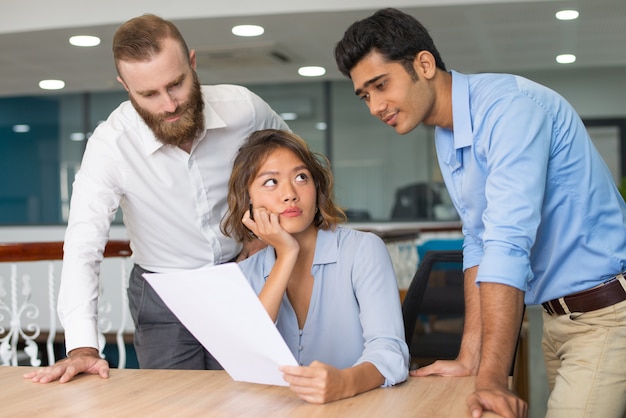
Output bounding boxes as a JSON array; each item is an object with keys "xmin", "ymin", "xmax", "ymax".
[{"xmin": 298, "ymin": 345, "xmax": 303, "ymax": 351}]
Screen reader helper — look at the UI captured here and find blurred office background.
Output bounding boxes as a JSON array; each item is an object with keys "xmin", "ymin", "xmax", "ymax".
[{"xmin": 2, "ymin": 0, "xmax": 625, "ymax": 227}]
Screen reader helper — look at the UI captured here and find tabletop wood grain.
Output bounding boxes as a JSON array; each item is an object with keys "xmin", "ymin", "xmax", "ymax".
[{"xmin": 4, "ymin": 366, "xmax": 502, "ymax": 417}]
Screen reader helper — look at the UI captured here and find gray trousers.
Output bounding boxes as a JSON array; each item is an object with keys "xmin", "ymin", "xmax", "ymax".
[{"xmin": 127, "ymin": 264, "xmax": 222, "ymax": 370}]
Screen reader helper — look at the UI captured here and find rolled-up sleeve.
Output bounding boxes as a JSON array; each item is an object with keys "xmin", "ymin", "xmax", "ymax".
[{"xmin": 351, "ymin": 233, "xmax": 410, "ymax": 386}]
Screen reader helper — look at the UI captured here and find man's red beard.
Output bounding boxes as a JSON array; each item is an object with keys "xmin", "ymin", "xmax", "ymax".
[{"xmin": 130, "ymin": 73, "xmax": 205, "ymax": 147}]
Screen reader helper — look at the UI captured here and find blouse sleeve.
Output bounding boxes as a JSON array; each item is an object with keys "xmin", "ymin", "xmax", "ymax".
[{"xmin": 349, "ymin": 232, "xmax": 410, "ymax": 386}]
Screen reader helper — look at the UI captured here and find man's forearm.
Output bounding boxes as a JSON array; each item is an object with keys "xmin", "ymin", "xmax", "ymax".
[
  {"xmin": 457, "ymin": 266, "xmax": 482, "ymax": 372},
  {"xmin": 477, "ymin": 282, "xmax": 524, "ymax": 386}
]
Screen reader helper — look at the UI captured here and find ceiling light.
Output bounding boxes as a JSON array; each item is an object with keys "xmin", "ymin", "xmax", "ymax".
[
  {"xmin": 39, "ymin": 79, "xmax": 65, "ymax": 90},
  {"xmin": 12, "ymin": 124, "xmax": 30, "ymax": 133},
  {"xmin": 315, "ymin": 122, "xmax": 327, "ymax": 131},
  {"xmin": 69, "ymin": 35, "xmax": 101, "ymax": 47},
  {"xmin": 555, "ymin": 10, "xmax": 579, "ymax": 21},
  {"xmin": 556, "ymin": 54, "xmax": 576, "ymax": 64},
  {"xmin": 70, "ymin": 132, "xmax": 86, "ymax": 141},
  {"xmin": 231, "ymin": 25, "xmax": 264, "ymax": 37},
  {"xmin": 280, "ymin": 112, "xmax": 298, "ymax": 121},
  {"xmin": 298, "ymin": 66, "xmax": 326, "ymax": 77}
]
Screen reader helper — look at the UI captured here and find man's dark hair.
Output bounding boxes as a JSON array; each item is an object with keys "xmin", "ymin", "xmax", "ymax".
[{"xmin": 334, "ymin": 8, "xmax": 446, "ymax": 80}]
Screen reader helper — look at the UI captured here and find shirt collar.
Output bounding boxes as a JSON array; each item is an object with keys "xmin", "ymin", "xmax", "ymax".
[
  {"xmin": 259, "ymin": 228, "xmax": 339, "ymax": 279},
  {"xmin": 450, "ymin": 70, "xmax": 473, "ymax": 149},
  {"xmin": 139, "ymin": 96, "xmax": 227, "ymax": 156},
  {"xmin": 312, "ymin": 229, "xmax": 339, "ymax": 265}
]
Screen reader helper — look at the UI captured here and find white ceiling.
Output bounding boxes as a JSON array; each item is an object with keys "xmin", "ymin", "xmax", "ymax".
[{"xmin": 1, "ymin": 0, "xmax": 624, "ymax": 98}]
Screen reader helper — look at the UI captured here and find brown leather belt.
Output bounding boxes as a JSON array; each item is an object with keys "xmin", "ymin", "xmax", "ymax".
[{"xmin": 542, "ymin": 274, "xmax": 626, "ymax": 315}]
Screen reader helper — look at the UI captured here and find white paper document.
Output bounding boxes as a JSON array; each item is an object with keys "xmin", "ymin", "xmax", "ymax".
[{"xmin": 143, "ymin": 263, "xmax": 298, "ymax": 386}]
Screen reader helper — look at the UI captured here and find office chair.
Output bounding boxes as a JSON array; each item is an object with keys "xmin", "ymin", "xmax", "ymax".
[
  {"xmin": 402, "ymin": 250, "xmax": 465, "ymax": 368},
  {"xmin": 402, "ymin": 249, "xmax": 524, "ymax": 376}
]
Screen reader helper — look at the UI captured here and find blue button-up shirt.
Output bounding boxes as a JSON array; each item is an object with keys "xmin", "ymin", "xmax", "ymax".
[
  {"xmin": 238, "ymin": 227, "xmax": 409, "ymax": 387},
  {"xmin": 436, "ymin": 70, "xmax": 626, "ymax": 304}
]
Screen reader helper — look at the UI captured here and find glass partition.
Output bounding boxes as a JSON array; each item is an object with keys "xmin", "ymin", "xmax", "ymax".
[{"xmin": 0, "ymin": 79, "xmax": 465, "ymax": 226}]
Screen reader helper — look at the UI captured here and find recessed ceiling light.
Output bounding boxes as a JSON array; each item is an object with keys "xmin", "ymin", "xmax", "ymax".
[
  {"xmin": 12, "ymin": 124, "xmax": 30, "ymax": 133},
  {"xmin": 556, "ymin": 54, "xmax": 576, "ymax": 64},
  {"xmin": 280, "ymin": 112, "xmax": 298, "ymax": 121},
  {"xmin": 555, "ymin": 10, "xmax": 579, "ymax": 21},
  {"xmin": 315, "ymin": 122, "xmax": 327, "ymax": 131},
  {"xmin": 39, "ymin": 79, "xmax": 65, "ymax": 90},
  {"xmin": 231, "ymin": 25, "xmax": 264, "ymax": 37},
  {"xmin": 69, "ymin": 35, "xmax": 101, "ymax": 47},
  {"xmin": 298, "ymin": 66, "xmax": 326, "ymax": 77},
  {"xmin": 70, "ymin": 132, "xmax": 86, "ymax": 141}
]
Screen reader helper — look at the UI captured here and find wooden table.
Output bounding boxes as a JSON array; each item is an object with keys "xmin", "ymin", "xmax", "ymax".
[{"xmin": 3, "ymin": 367, "xmax": 502, "ymax": 417}]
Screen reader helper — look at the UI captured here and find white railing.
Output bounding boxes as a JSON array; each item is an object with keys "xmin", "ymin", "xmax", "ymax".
[
  {"xmin": 0, "ymin": 223, "xmax": 462, "ymax": 368},
  {"xmin": 386, "ymin": 237, "xmax": 420, "ymax": 290},
  {"xmin": 0, "ymin": 241, "xmax": 132, "ymax": 367}
]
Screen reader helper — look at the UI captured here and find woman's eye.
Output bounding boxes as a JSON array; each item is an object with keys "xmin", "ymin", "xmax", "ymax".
[
  {"xmin": 295, "ymin": 173, "xmax": 308, "ymax": 182},
  {"xmin": 262, "ymin": 178, "xmax": 277, "ymax": 187}
]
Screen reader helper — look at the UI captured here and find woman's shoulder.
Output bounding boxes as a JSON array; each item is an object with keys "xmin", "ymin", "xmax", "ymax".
[
  {"xmin": 332, "ymin": 227, "xmax": 386, "ymax": 254},
  {"xmin": 335, "ymin": 226, "xmax": 383, "ymax": 242}
]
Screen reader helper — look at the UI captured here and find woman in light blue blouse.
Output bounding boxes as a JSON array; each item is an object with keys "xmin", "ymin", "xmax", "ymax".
[{"xmin": 221, "ymin": 129, "xmax": 409, "ymax": 403}]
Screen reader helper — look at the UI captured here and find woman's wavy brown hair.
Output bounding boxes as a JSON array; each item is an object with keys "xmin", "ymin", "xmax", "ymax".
[{"xmin": 221, "ymin": 129, "xmax": 346, "ymax": 242}]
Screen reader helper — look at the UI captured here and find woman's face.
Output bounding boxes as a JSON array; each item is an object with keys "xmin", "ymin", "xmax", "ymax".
[{"xmin": 248, "ymin": 147, "xmax": 317, "ymax": 236}]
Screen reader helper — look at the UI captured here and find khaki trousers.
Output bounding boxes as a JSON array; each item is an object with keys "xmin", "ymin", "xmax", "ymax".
[{"xmin": 542, "ymin": 278, "xmax": 626, "ymax": 418}]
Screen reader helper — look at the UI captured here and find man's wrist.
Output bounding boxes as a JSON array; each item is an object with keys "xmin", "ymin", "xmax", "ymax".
[
  {"xmin": 456, "ymin": 349, "xmax": 480, "ymax": 375},
  {"xmin": 68, "ymin": 347, "xmax": 99, "ymax": 357},
  {"xmin": 476, "ymin": 369, "xmax": 509, "ymax": 389}
]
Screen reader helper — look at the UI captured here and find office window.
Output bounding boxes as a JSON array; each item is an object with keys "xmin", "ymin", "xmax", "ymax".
[
  {"xmin": 329, "ymin": 80, "xmax": 448, "ymax": 221},
  {"xmin": 0, "ymin": 92, "xmax": 126, "ymax": 225},
  {"xmin": 248, "ymin": 80, "xmax": 453, "ymax": 222},
  {"xmin": 0, "ymin": 81, "xmax": 456, "ymax": 226},
  {"xmin": 0, "ymin": 96, "xmax": 62, "ymax": 224}
]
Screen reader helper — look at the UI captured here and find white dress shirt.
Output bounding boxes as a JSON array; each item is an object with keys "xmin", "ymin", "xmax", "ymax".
[{"xmin": 58, "ymin": 84, "xmax": 288, "ymax": 352}]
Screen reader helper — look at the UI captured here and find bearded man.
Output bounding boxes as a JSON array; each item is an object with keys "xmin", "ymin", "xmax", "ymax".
[{"xmin": 25, "ymin": 14, "xmax": 288, "ymax": 383}]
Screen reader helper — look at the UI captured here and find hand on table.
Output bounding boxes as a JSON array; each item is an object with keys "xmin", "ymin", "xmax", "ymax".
[
  {"xmin": 410, "ymin": 358, "xmax": 473, "ymax": 378},
  {"xmin": 467, "ymin": 379, "xmax": 527, "ymax": 418},
  {"xmin": 23, "ymin": 347, "xmax": 109, "ymax": 383},
  {"xmin": 279, "ymin": 361, "xmax": 346, "ymax": 404},
  {"xmin": 412, "ymin": 360, "xmax": 527, "ymax": 418}
]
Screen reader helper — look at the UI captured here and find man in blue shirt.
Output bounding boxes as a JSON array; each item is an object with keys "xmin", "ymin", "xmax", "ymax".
[{"xmin": 334, "ymin": 8, "xmax": 626, "ymax": 418}]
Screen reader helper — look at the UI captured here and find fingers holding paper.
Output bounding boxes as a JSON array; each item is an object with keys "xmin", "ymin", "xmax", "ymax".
[
  {"xmin": 279, "ymin": 360, "xmax": 384, "ymax": 404},
  {"xmin": 279, "ymin": 361, "xmax": 345, "ymax": 404}
]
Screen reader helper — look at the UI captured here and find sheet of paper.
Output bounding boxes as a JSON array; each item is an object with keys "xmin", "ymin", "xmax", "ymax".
[{"xmin": 143, "ymin": 262, "xmax": 298, "ymax": 386}]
